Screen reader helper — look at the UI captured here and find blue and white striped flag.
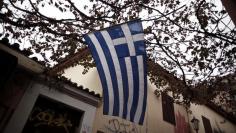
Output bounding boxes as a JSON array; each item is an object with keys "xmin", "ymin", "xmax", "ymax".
[{"xmin": 84, "ymin": 20, "xmax": 147, "ymax": 124}]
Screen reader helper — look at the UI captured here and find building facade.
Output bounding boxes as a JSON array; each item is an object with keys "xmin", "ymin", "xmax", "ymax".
[
  {"xmin": 63, "ymin": 66, "xmax": 236, "ymax": 133},
  {"xmin": 1, "ymin": 40, "xmax": 236, "ymax": 133},
  {"xmin": 0, "ymin": 41, "xmax": 100, "ymax": 133}
]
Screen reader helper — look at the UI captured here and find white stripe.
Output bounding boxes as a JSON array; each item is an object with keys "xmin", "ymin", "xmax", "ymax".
[
  {"xmin": 113, "ymin": 33, "xmax": 144, "ymax": 46},
  {"xmin": 113, "ymin": 38, "xmax": 126, "ymax": 45},
  {"xmin": 121, "ymin": 24, "xmax": 136, "ymax": 56},
  {"xmin": 134, "ymin": 56, "xmax": 145, "ymax": 123},
  {"xmin": 125, "ymin": 57, "xmax": 133, "ymax": 121},
  {"xmin": 132, "ymin": 33, "xmax": 144, "ymax": 42},
  {"xmin": 88, "ymin": 33, "xmax": 114, "ymax": 115},
  {"xmin": 101, "ymin": 30, "xmax": 124, "ymax": 117}
]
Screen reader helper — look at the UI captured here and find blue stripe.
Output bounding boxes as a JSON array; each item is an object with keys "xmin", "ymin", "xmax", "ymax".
[
  {"xmin": 83, "ymin": 35, "xmax": 110, "ymax": 115},
  {"xmin": 115, "ymin": 43, "xmax": 130, "ymax": 57},
  {"xmin": 139, "ymin": 55, "xmax": 147, "ymax": 124},
  {"xmin": 93, "ymin": 31, "xmax": 120, "ymax": 116},
  {"xmin": 128, "ymin": 20, "xmax": 143, "ymax": 35},
  {"xmin": 134, "ymin": 40, "xmax": 146, "ymax": 56},
  {"xmin": 84, "ymin": 20, "xmax": 147, "ymax": 125},
  {"xmin": 130, "ymin": 56, "xmax": 139, "ymax": 122},
  {"xmin": 107, "ymin": 25, "xmax": 125, "ymax": 39},
  {"xmin": 119, "ymin": 58, "xmax": 129, "ymax": 119}
]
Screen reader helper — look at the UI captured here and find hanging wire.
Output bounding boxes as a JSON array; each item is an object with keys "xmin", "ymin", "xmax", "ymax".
[{"xmin": 141, "ymin": 5, "xmax": 186, "ymax": 22}]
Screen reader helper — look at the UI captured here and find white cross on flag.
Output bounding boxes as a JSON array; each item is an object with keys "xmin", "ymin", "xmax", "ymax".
[{"xmin": 84, "ymin": 20, "xmax": 147, "ymax": 124}]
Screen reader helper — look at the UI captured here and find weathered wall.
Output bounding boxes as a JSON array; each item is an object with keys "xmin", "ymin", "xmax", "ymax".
[
  {"xmin": 64, "ymin": 65, "xmax": 236, "ymax": 133},
  {"xmin": 63, "ymin": 65, "xmax": 189, "ymax": 133},
  {"xmin": 0, "ymin": 69, "xmax": 31, "ymax": 132},
  {"xmin": 63, "ymin": 65, "xmax": 103, "ymax": 95},
  {"xmin": 91, "ymin": 82, "xmax": 189, "ymax": 133},
  {"xmin": 4, "ymin": 81, "xmax": 97, "ymax": 133},
  {"xmin": 189, "ymin": 104, "xmax": 236, "ymax": 133}
]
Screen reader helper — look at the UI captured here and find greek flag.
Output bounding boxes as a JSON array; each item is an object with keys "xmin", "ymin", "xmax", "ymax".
[{"xmin": 84, "ymin": 20, "xmax": 147, "ymax": 124}]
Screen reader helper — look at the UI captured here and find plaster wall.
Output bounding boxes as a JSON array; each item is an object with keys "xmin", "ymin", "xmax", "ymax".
[
  {"xmin": 63, "ymin": 65, "xmax": 103, "ymax": 95},
  {"xmin": 63, "ymin": 65, "xmax": 189, "ymax": 133},
  {"xmin": 91, "ymin": 77, "xmax": 189, "ymax": 133},
  {"xmin": 189, "ymin": 104, "xmax": 236, "ymax": 133},
  {"xmin": 63, "ymin": 65, "xmax": 236, "ymax": 133}
]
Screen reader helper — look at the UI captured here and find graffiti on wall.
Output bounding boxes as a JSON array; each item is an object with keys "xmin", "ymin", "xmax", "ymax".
[
  {"xmin": 174, "ymin": 112, "xmax": 189, "ymax": 133},
  {"xmin": 22, "ymin": 96, "xmax": 83, "ymax": 133},
  {"xmin": 81, "ymin": 124, "xmax": 92, "ymax": 133},
  {"xmin": 28, "ymin": 107, "xmax": 73, "ymax": 133},
  {"xmin": 103, "ymin": 119, "xmax": 140, "ymax": 133},
  {"xmin": 213, "ymin": 121, "xmax": 225, "ymax": 133}
]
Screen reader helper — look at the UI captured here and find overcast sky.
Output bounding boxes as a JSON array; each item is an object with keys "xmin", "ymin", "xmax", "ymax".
[{"xmin": 0, "ymin": 0, "xmax": 235, "ymax": 81}]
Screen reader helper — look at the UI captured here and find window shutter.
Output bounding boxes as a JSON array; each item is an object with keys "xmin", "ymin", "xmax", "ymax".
[
  {"xmin": 162, "ymin": 93, "xmax": 176, "ymax": 125},
  {"xmin": 202, "ymin": 116, "xmax": 213, "ymax": 133}
]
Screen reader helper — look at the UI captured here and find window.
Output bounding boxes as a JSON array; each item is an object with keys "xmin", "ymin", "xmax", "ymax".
[
  {"xmin": 162, "ymin": 93, "xmax": 176, "ymax": 125},
  {"xmin": 202, "ymin": 116, "xmax": 213, "ymax": 133},
  {"xmin": 0, "ymin": 50, "xmax": 17, "ymax": 89},
  {"xmin": 22, "ymin": 96, "xmax": 84, "ymax": 133}
]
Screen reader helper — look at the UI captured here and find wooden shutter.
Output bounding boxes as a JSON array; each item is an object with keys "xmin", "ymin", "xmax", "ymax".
[
  {"xmin": 202, "ymin": 116, "xmax": 213, "ymax": 133},
  {"xmin": 162, "ymin": 93, "xmax": 176, "ymax": 125}
]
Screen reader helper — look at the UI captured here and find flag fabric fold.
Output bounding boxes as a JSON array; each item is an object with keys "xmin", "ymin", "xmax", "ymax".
[{"xmin": 84, "ymin": 20, "xmax": 147, "ymax": 124}]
